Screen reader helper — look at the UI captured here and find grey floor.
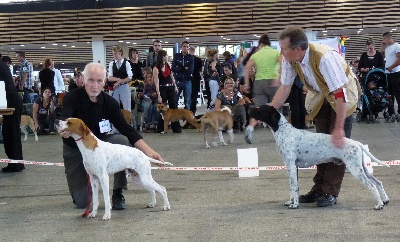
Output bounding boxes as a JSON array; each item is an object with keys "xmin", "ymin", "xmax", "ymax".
[{"xmin": 2, "ymin": 110, "xmax": 400, "ymax": 242}]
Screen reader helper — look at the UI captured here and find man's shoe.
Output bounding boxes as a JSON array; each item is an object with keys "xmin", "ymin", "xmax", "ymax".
[
  {"xmin": 244, "ymin": 125, "xmax": 254, "ymax": 144},
  {"xmin": 299, "ymin": 190, "xmax": 322, "ymax": 203},
  {"xmin": 317, "ymin": 194, "xmax": 337, "ymax": 207},
  {"xmin": 2, "ymin": 165, "xmax": 25, "ymax": 173},
  {"xmin": 173, "ymin": 130, "xmax": 182, "ymax": 133},
  {"xmin": 112, "ymin": 191, "xmax": 126, "ymax": 210}
]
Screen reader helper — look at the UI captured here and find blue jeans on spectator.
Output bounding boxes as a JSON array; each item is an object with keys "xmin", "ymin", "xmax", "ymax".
[
  {"xmin": 176, "ymin": 79, "xmax": 192, "ymax": 110},
  {"xmin": 142, "ymin": 99, "xmax": 157, "ymax": 125}
]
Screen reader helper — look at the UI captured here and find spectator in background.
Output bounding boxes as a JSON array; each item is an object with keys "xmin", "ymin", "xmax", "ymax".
[
  {"xmin": 51, "ymin": 61, "xmax": 65, "ymax": 94},
  {"xmin": 1, "ymin": 56, "xmax": 13, "ymax": 75},
  {"xmin": 172, "ymin": 41, "xmax": 194, "ymax": 110},
  {"xmin": 108, "ymin": 45, "xmax": 133, "ymax": 112},
  {"xmin": 15, "ymin": 51, "xmax": 33, "ymax": 103},
  {"xmin": 189, "ymin": 46, "xmax": 202, "ymax": 115},
  {"xmin": 33, "ymin": 86, "xmax": 56, "ymax": 135},
  {"xmin": 206, "ymin": 48, "xmax": 221, "ymax": 110},
  {"xmin": 146, "ymin": 40, "xmax": 162, "ymax": 68},
  {"xmin": 235, "ymin": 47, "xmax": 247, "ymax": 81},
  {"xmin": 141, "ymin": 68, "xmax": 158, "ymax": 133},
  {"xmin": 128, "ymin": 48, "xmax": 144, "ymax": 81},
  {"xmin": 358, "ymin": 38, "xmax": 385, "ymax": 79},
  {"xmin": 68, "ymin": 71, "xmax": 83, "ymax": 91},
  {"xmin": 202, "ymin": 47, "xmax": 213, "ymax": 109},
  {"xmin": 1, "ymin": 57, "xmax": 24, "ymax": 172},
  {"xmin": 244, "ymin": 33, "xmax": 281, "ymax": 144},
  {"xmin": 382, "ymin": 32, "xmax": 400, "ymax": 116},
  {"xmin": 220, "ymin": 63, "xmax": 238, "ymax": 87},
  {"xmin": 39, "ymin": 58, "xmax": 55, "ymax": 94}
]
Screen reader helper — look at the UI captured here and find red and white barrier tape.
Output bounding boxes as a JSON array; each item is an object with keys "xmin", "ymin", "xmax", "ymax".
[{"xmin": 1, "ymin": 158, "xmax": 400, "ymax": 171}]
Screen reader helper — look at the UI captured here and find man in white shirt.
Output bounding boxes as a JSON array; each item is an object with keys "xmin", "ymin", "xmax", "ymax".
[
  {"xmin": 268, "ymin": 26, "xmax": 358, "ymax": 208},
  {"xmin": 382, "ymin": 32, "xmax": 400, "ymax": 115},
  {"xmin": 51, "ymin": 61, "xmax": 65, "ymax": 94}
]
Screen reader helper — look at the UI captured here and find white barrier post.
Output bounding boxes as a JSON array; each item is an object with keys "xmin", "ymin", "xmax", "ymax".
[{"xmin": 237, "ymin": 148, "xmax": 259, "ymax": 177}]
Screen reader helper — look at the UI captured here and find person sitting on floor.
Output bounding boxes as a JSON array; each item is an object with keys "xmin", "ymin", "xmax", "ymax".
[
  {"xmin": 215, "ymin": 77, "xmax": 246, "ymax": 131},
  {"xmin": 32, "ymin": 86, "xmax": 56, "ymax": 135}
]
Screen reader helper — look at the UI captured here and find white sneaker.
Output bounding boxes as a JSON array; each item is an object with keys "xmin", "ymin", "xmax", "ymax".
[{"xmin": 244, "ymin": 125, "xmax": 254, "ymax": 144}]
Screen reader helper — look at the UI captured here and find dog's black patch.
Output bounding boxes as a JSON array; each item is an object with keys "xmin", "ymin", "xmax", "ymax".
[{"xmin": 249, "ymin": 105, "xmax": 281, "ymax": 132}]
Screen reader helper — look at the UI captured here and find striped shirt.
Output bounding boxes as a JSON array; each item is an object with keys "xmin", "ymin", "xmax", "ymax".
[
  {"xmin": 281, "ymin": 47, "xmax": 348, "ymax": 92},
  {"xmin": 19, "ymin": 59, "xmax": 33, "ymax": 88}
]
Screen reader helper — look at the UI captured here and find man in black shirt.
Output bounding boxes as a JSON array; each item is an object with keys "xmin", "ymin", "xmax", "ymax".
[
  {"xmin": 59, "ymin": 62, "xmax": 164, "ymax": 210},
  {"xmin": 1, "ymin": 58, "xmax": 24, "ymax": 173},
  {"xmin": 189, "ymin": 47, "xmax": 203, "ymax": 114}
]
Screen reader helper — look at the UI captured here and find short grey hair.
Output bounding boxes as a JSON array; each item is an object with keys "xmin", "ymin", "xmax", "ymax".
[
  {"xmin": 83, "ymin": 62, "xmax": 106, "ymax": 81},
  {"xmin": 278, "ymin": 26, "xmax": 308, "ymax": 51}
]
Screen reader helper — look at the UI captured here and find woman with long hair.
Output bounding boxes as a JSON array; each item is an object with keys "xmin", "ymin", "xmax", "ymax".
[
  {"xmin": 32, "ymin": 86, "xmax": 56, "ymax": 135},
  {"xmin": 153, "ymin": 50, "xmax": 181, "ymax": 133}
]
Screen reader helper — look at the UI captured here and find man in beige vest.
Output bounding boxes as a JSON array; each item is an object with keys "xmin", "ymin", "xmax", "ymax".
[{"xmin": 270, "ymin": 26, "xmax": 360, "ymax": 207}]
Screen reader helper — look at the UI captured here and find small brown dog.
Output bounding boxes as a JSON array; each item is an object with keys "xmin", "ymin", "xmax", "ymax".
[
  {"xmin": 156, "ymin": 103, "xmax": 201, "ymax": 134},
  {"xmin": 0, "ymin": 115, "xmax": 38, "ymax": 141},
  {"xmin": 195, "ymin": 107, "xmax": 233, "ymax": 149},
  {"xmin": 120, "ymin": 109, "xmax": 133, "ymax": 126}
]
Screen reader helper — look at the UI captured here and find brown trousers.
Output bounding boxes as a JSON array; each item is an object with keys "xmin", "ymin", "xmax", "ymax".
[{"xmin": 311, "ymin": 100, "xmax": 353, "ymax": 196}]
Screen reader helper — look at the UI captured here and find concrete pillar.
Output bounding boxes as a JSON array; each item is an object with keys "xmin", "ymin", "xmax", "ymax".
[
  {"xmin": 92, "ymin": 37, "xmax": 106, "ymax": 67},
  {"xmin": 305, "ymin": 30, "xmax": 317, "ymax": 41}
]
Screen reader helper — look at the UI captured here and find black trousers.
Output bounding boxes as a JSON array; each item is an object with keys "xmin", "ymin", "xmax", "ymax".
[
  {"xmin": 287, "ymin": 85, "xmax": 306, "ymax": 129},
  {"xmin": 387, "ymin": 71, "xmax": 400, "ymax": 115},
  {"xmin": 311, "ymin": 100, "xmax": 353, "ymax": 196},
  {"xmin": 2, "ymin": 90, "xmax": 24, "ymax": 170},
  {"xmin": 157, "ymin": 85, "xmax": 181, "ymax": 132},
  {"xmin": 190, "ymin": 75, "xmax": 201, "ymax": 114}
]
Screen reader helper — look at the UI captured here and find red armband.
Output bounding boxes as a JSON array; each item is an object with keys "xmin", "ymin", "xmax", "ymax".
[{"xmin": 334, "ymin": 88, "xmax": 348, "ymax": 102}]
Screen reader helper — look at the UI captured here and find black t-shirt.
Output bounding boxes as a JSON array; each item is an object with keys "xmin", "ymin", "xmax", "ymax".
[
  {"xmin": 0, "ymin": 60, "xmax": 16, "ymax": 92},
  {"xmin": 39, "ymin": 68, "xmax": 55, "ymax": 93},
  {"xmin": 61, "ymin": 88, "xmax": 142, "ymax": 148},
  {"xmin": 128, "ymin": 60, "xmax": 144, "ymax": 80}
]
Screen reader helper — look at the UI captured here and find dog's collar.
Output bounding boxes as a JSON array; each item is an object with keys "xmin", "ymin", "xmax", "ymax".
[{"xmin": 75, "ymin": 136, "xmax": 83, "ymax": 142}]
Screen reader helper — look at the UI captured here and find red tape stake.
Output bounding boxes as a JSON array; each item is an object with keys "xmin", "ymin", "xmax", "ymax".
[{"xmin": 1, "ymin": 159, "xmax": 400, "ymax": 170}]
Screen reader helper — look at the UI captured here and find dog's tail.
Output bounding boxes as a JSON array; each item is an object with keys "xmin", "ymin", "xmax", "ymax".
[
  {"xmin": 149, "ymin": 157, "xmax": 173, "ymax": 166},
  {"xmin": 221, "ymin": 106, "xmax": 232, "ymax": 114},
  {"xmin": 359, "ymin": 143, "xmax": 390, "ymax": 168}
]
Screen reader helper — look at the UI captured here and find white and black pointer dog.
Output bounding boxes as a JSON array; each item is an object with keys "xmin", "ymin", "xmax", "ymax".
[
  {"xmin": 249, "ymin": 105, "xmax": 389, "ymax": 210},
  {"xmin": 55, "ymin": 118, "xmax": 172, "ymax": 220}
]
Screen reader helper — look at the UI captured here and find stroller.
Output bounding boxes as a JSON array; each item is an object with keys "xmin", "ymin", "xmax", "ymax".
[{"xmin": 356, "ymin": 68, "xmax": 394, "ymax": 123}]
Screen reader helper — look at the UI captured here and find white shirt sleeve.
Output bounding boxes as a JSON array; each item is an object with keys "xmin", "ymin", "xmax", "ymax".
[
  {"xmin": 280, "ymin": 57, "xmax": 297, "ymax": 86},
  {"xmin": 319, "ymin": 51, "xmax": 348, "ymax": 92},
  {"xmin": 108, "ymin": 61, "xmax": 114, "ymax": 77},
  {"xmin": 53, "ymin": 69, "xmax": 65, "ymax": 93},
  {"xmin": 125, "ymin": 61, "xmax": 133, "ymax": 79}
]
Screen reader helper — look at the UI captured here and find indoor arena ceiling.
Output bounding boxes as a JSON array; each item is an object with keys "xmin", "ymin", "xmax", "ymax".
[{"xmin": 0, "ymin": 0, "xmax": 398, "ymax": 70}]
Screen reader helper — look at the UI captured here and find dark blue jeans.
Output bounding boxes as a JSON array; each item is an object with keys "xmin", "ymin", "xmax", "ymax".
[{"xmin": 176, "ymin": 79, "xmax": 192, "ymax": 109}]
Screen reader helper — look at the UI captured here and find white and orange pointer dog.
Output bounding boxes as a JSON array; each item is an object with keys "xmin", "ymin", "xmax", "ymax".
[{"xmin": 55, "ymin": 118, "xmax": 172, "ymax": 220}]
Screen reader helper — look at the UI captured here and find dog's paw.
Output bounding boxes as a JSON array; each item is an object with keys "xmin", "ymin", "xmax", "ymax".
[
  {"xmin": 87, "ymin": 211, "xmax": 97, "ymax": 218},
  {"xmin": 383, "ymin": 200, "xmax": 389, "ymax": 205},
  {"xmin": 161, "ymin": 131, "xmax": 166, "ymax": 134},
  {"xmin": 102, "ymin": 213, "xmax": 111, "ymax": 221},
  {"xmin": 147, "ymin": 202, "xmax": 156, "ymax": 208},
  {"xmin": 163, "ymin": 205, "xmax": 170, "ymax": 211},
  {"xmin": 23, "ymin": 138, "xmax": 27, "ymax": 141},
  {"xmin": 221, "ymin": 142, "xmax": 227, "ymax": 146},
  {"xmin": 205, "ymin": 145, "xmax": 210, "ymax": 149},
  {"xmin": 34, "ymin": 137, "xmax": 38, "ymax": 141},
  {"xmin": 288, "ymin": 204, "xmax": 299, "ymax": 209},
  {"xmin": 284, "ymin": 200, "xmax": 292, "ymax": 206},
  {"xmin": 374, "ymin": 203, "xmax": 384, "ymax": 210}
]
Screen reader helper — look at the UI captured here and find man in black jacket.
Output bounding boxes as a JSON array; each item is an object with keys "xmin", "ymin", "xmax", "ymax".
[
  {"xmin": 59, "ymin": 62, "xmax": 164, "ymax": 210},
  {"xmin": 172, "ymin": 41, "xmax": 194, "ymax": 110}
]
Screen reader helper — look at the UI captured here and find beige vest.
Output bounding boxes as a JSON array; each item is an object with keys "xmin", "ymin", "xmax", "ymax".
[{"xmin": 290, "ymin": 43, "xmax": 361, "ymax": 119}]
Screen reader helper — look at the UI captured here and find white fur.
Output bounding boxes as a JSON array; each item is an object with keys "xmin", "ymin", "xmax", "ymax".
[{"xmin": 56, "ymin": 119, "xmax": 171, "ymax": 221}]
